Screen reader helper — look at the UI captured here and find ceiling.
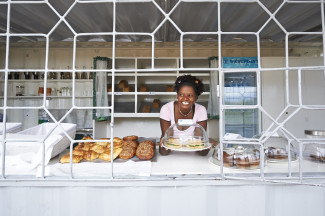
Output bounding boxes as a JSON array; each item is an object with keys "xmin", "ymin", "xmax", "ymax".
[{"xmin": 0, "ymin": 0, "xmax": 323, "ymax": 44}]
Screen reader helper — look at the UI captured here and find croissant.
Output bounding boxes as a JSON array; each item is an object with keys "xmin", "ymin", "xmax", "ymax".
[
  {"xmin": 99, "ymin": 148, "xmax": 123, "ymax": 162},
  {"xmin": 60, "ymin": 154, "xmax": 83, "ymax": 163},
  {"xmin": 90, "ymin": 144, "xmax": 106, "ymax": 154},
  {"xmin": 74, "ymin": 143, "xmax": 91, "ymax": 151},
  {"xmin": 72, "ymin": 149, "xmax": 86, "ymax": 156},
  {"xmin": 83, "ymin": 150, "xmax": 99, "ymax": 161}
]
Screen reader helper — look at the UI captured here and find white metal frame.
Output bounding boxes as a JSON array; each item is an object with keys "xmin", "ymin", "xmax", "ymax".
[{"xmin": 0, "ymin": 0, "xmax": 324, "ymax": 186}]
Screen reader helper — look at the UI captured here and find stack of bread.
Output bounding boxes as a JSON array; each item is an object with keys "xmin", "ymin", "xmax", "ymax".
[{"xmin": 60, "ymin": 135, "xmax": 155, "ymax": 163}]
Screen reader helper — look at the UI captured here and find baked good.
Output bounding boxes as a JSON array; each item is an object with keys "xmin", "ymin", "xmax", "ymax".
[
  {"xmin": 95, "ymin": 138, "xmax": 110, "ymax": 147},
  {"xmin": 123, "ymin": 85, "xmax": 132, "ymax": 92},
  {"xmin": 139, "ymin": 140, "xmax": 155, "ymax": 148},
  {"xmin": 74, "ymin": 143, "xmax": 91, "ymax": 151},
  {"xmin": 136, "ymin": 142, "xmax": 154, "ymax": 160},
  {"xmin": 119, "ymin": 146, "xmax": 136, "ymax": 160},
  {"xmin": 72, "ymin": 149, "xmax": 86, "ymax": 156},
  {"xmin": 122, "ymin": 140, "xmax": 138, "ymax": 150},
  {"xmin": 123, "ymin": 135, "xmax": 138, "ymax": 142},
  {"xmin": 107, "ymin": 85, "xmax": 112, "ymax": 92},
  {"xmin": 223, "ymin": 151, "xmax": 235, "ymax": 167},
  {"xmin": 60, "ymin": 154, "xmax": 83, "ymax": 163},
  {"xmin": 166, "ymin": 85, "xmax": 174, "ymax": 92},
  {"xmin": 118, "ymin": 80, "xmax": 128, "ymax": 89},
  {"xmin": 90, "ymin": 144, "xmax": 106, "ymax": 154},
  {"xmin": 99, "ymin": 147, "xmax": 123, "ymax": 162},
  {"xmin": 139, "ymin": 84, "xmax": 148, "ymax": 92},
  {"xmin": 152, "ymin": 99, "xmax": 160, "ymax": 108},
  {"xmin": 80, "ymin": 135, "xmax": 93, "ymax": 145},
  {"xmin": 142, "ymin": 105, "xmax": 151, "ymax": 113},
  {"xmin": 83, "ymin": 150, "xmax": 99, "ymax": 161},
  {"xmin": 235, "ymin": 155, "xmax": 250, "ymax": 169},
  {"xmin": 166, "ymin": 138, "xmax": 182, "ymax": 149}
]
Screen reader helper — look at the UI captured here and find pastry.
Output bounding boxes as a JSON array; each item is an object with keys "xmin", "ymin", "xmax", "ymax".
[
  {"xmin": 90, "ymin": 144, "xmax": 106, "ymax": 154},
  {"xmin": 142, "ymin": 105, "xmax": 151, "ymax": 113},
  {"xmin": 80, "ymin": 135, "xmax": 93, "ymax": 145},
  {"xmin": 119, "ymin": 146, "xmax": 136, "ymax": 160},
  {"xmin": 123, "ymin": 135, "xmax": 138, "ymax": 142},
  {"xmin": 166, "ymin": 85, "xmax": 174, "ymax": 92},
  {"xmin": 223, "ymin": 151, "xmax": 235, "ymax": 167},
  {"xmin": 74, "ymin": 143, "xmax": 91, "ymax": 151},
  {"xmin": 60, "ymin": 154, "xmax": 83, "ymax": 163},
  {"xmin": 136, "ymin": 142, "xmax": 154, "ymax": 160},
  {"xmin": 122, "ymin": 140, "xmax": 138, "ymax": 150},
  {"xmin": 235, "ymin": 155, "xmax": 250, "ymax": 169},
  {"xmin": 72, "ymin": 149, "xmax": 86, "ymax": 156},
  {"xmin": 118, "ymin": 80, "xmax": 128, "ymax": 89},
  {"xmin": 152, "ymin": 99, "xmax": 160, "ymax": 108},
  {"xmin": 95, "ymin": 138, "xmax": 110, "ymax": 147},
  {"xmin": 139, "ymin": 84, "xmax": 148, "ymax": 92},
  {"xmin": 123, "ymin": 85, "xmax": 132, "ymax": 92},
  {"xmin": 99, "ymin": 147, "xmax": 123, "ymax": 162},
  {"xmin": 107, "ymin": 85, "xmax": 112, "ymax": 92},
  {"xmin": 83, "ymin": 150, "xmax": 99, "ymax": 161}
]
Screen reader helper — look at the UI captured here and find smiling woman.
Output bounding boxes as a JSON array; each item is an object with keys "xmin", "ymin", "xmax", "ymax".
[{"xmin": 159, "ymin": 74, "xmax": 208, "ymax": 155}]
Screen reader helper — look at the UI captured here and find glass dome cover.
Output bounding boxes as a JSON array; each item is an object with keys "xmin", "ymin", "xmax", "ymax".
[
  {"xmin": 162, "ymin": 122, "xmax": 211, "ymax": 151},
  {"xmin": 211, "ymin": 143, "xmax": 263, "ymax": 170}
]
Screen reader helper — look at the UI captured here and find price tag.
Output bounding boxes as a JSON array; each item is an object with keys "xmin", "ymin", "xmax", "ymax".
[
  {"xmin": 115, "ymin": 92, "xmax": 122, "ymax": 95},
  {"xmin": 178, "ymin": 119, "xmax": 193, "ymax": 126},
  {"xmin": 149, "ymin": 92, "xmax": 155, "ymax": 95}
]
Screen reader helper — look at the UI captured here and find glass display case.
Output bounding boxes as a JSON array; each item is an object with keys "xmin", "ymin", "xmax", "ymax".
[
  {"xmin": 162, "ymin": 121, "xmax": 211, "ymax": 151},
  {"xmin": 211, "ymin": 143, "xmax": 263, "ymax": 169}
]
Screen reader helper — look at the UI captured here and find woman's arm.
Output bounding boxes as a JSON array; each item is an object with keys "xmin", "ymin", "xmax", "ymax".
[{"xmin": 159, "ymin": 118, "xmax": 171, "ymax": 155}]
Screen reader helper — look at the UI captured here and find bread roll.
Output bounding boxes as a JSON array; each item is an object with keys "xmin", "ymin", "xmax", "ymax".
[
  {"xmin": 119, "ymin": 146, "xmax": 136, "ymax": 160},
  {"xmin": 139, "ymin": 84, "xmax": 148, "ymax": 92},
  {"xmin": 152, "ymin": 99, "xmax": 160, "ymax": 108},
  {"xmin": 142, "ymin": 105, "xmax": 151, "ymax": 113},
  {"xmin": 166, "ymin": 85, "xmax": 174, "ymax": 92},
  {"xmin": 136, "ymin": 142, "xmax": 154, "ymax": 160},
  {"xmin": 118, "ymin": 80, "xmax": 128, "ymax": 89},
  {"xmin": 123, "ymin": 135, "xmax": 138, "ymax": 142},
  {"xmin": 123, "ymin": 85, "xmax": 132, "ymax": 92},
  {"xmin": 122, "ymin": 140, "xmax": 138, "ymax": 150}
]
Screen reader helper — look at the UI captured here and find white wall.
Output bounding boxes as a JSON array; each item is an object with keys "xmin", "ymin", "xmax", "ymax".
[{"xmin": 261, "ymin": 57, "xmax": 325, "ymax": 138}]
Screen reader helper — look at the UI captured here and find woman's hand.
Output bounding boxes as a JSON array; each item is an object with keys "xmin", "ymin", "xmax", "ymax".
[{"xmin": 159, "ymin": 137, "xmax": 171, "ymax": 155}]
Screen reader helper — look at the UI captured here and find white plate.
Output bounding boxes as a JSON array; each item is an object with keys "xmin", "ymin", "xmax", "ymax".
[{"xmin": 161, "ymin": 143, "xmax": 211, "ymax": 152}]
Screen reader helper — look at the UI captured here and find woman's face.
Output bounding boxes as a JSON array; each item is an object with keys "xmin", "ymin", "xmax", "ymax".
[{"xmin": 177, "ymin": 85, "xmax": 198, "ymax": 109}]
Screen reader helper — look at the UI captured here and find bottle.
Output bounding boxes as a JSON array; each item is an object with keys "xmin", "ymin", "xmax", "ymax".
[{"xmin": 38, "ymin": 110, "xmax": 50, "ymax": 124}]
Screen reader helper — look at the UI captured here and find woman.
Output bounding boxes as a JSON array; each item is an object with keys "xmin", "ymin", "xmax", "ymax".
[{"xmin": 159, "ymin": 74, "xmax": 209, "ymax": 156}]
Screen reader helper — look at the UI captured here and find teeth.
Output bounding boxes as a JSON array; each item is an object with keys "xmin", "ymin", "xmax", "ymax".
[{"xmin": 182, "ymin": 102, "xmax": 189, "ymax": 105}]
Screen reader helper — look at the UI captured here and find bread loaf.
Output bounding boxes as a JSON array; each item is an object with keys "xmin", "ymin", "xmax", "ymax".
[
  {"xmin": 142, "ymin": 105, "xmax": 151, "ymax": 113},
  {"xmin": 136, "ymin": 141, "xmax": 154, "ymax": 160},
  {"xmin": 152, "ymin": 99, "xmax": 160, "ymax": 108},
  {"xmin": 139, "ymin": 84, "xmax": 148, "ymax": 92},
  {"xmin": 118, "ymin": 80, "xmax": 128, "ymax": 89}
]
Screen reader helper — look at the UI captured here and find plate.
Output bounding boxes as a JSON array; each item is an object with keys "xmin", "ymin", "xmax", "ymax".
[{"xmin": 162, "ymin": 140, "xmax": 211, "ymax": 152}]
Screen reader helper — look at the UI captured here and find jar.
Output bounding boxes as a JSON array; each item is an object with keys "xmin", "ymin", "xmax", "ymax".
[
  {"xmin": 16, "ymin": 85, "xmax": 24, "ymax": 96},
  {"xmin": 38, "ymin": 87, "xmax": 44, "ymax": 96},
  {"xmin": 303, "ymin": 130, "xmax": 325, "ymax": 163}
]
